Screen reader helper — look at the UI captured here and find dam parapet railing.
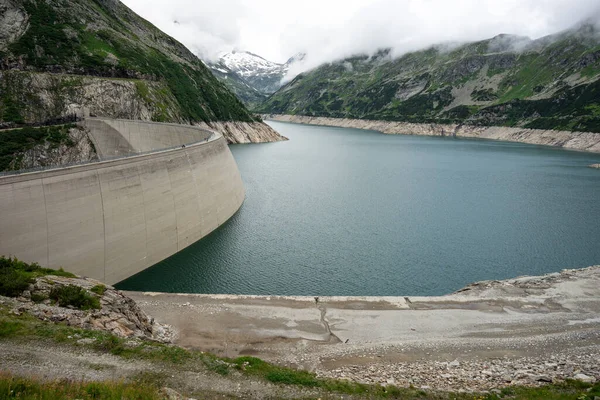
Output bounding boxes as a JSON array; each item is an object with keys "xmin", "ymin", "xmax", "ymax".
[
  {"xmin": 0, "ymin": 118, "xmax": 220, "ymax": 178},
  {"xmin": 0, "ymin": 118, "xmax": 245, "ymax": 285}
]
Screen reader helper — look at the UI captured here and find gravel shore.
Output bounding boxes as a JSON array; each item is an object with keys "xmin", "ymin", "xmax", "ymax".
[{"xmin": 126, "ymin": 266, "xmax": 600, "ymax": 391}]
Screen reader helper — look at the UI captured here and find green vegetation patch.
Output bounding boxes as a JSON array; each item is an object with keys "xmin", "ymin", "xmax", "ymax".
[
  {"xmin": 0, "ymin": 256, "xmax": 75, "ymax": 298},
  {"xmin": 90, "ymin": 284, "xmax": 107, "ymax": 296},
  {"xmin": 49, "ymin": 284, "xmax": 101, "ymax": 310},
  {"xmin": 0, "ymin": 124, "xmax": 76, "ymax": 171},
  {"xmin": 0, "ymin": 372, "xmax": 164, "ymax": 400}
]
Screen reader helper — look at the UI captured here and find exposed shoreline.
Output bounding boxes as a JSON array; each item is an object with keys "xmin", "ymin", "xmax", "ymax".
[
  {"xmin": 126, "ymin": 265, "xmax": 600, "ymax": 391},
  {"xmin": 265, "ymin": 114, "xmax": 600, "ymax": 153},
  {"xmin": 201, "ymin": 120, "xmax": 288, "ymax": 144}
]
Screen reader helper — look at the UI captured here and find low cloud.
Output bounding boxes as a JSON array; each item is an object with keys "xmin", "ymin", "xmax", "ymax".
[{"xmin": 122, "ymin": 0, "xmax": 600, "ymax": 76}]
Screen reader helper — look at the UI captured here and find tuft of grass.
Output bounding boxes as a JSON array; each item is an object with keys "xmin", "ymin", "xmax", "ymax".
[
  {"xmin": 90, "ymin": 284, "xmax": 107, "ymax": 296},
  {"xmin": 49, "ymin": 285, "xmax": 101, "ymax": 310}
]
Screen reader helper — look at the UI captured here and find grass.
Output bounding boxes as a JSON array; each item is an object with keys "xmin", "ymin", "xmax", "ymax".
[
  {"xmin": 90, "ymin": 284, "xmax": 107, "ymax": 296},
  {"xmin": 0, "ymin": 372, "xmax": 163, "ymax": 400}
]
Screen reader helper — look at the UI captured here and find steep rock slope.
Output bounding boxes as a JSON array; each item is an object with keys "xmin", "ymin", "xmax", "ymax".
[
  {"xmin": 258, "ymin": 23, "xmax": 600, "ymax": 133},
  {"xmin": 0, "ymin": 124, "xmax": 97, "ymax": 171},
  {"xmin": 0, "ymin": 0, "xmax": 285, "ymax": 143}
]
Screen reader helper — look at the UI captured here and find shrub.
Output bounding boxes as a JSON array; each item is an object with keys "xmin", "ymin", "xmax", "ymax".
[
  {"xmin": 30, "ymin": 293, "xmax": 48, "ymax": 303},
  {"xmin": 49, "ymin": 285, "xmax": 101, "ymax": 310},
  {"xmin": 0, "ymin": 256, "xmax": 77, "ymax": 298},
  {"xmin": 0, "ymin": 269, "xmax": 33, "ymax": 297}
]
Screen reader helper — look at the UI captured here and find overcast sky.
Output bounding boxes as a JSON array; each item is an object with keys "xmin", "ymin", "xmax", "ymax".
[{"xmin": 122, "ymin": 0, "xmax": 599, "ymax": 69}]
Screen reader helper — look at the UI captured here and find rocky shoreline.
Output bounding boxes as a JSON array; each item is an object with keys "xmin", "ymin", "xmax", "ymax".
[
  {"xmin": 200, "ymin": 120, "xmax": 288, "ymax": 144},
  {"xmin": 265, "ymin": 114, "xmax": 600, "ymax": 153},
  {"xmin": 127, "ymin": 266, "xmax": 600, "ymax": 391},
  {"xmin": 1, "ymin": 266, "xmax": 599, "ymax": 393},
  {"xmin": 319, "ymin": 348, "xmax": 599, "ymax": 392}
]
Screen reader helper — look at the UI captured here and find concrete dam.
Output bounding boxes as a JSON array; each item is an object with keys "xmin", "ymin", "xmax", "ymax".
[{"xmin": 0, "ymin": 119, "xmax": 245, "ymax": 284}]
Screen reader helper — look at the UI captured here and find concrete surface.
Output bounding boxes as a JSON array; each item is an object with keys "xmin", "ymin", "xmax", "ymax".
[
  {"xmin": 0, "ymin": 119, "xmax": 245, "ymax": 284},
  {"xmin": 83, "ymin": 119, "xmax": 213, "ymax": 158}
]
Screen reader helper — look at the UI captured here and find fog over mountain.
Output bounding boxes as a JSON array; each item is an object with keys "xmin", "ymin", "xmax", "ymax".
[{"xmin": 122, "ymin": 0, "xmax": 600, "ymax": 80}]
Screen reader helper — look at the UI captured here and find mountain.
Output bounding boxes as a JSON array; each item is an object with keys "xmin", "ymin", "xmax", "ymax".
[
  {"xmin": 257, "ymin": 22, "xmax": 600, "ymax": 133},
  {"xmin": 219, "ymin": 51, "xmax": 289, "ymax": 94},
  {"xmin": 207, "ymin": 60, "xmax": 268, "ymax": 108},
  {"xmin": 0, "ymin": 0, "xmax": 284, "ymax": 142},
  {"xmin": 208, "ymin": 51, "xmax": 305, "ymax": 107}
]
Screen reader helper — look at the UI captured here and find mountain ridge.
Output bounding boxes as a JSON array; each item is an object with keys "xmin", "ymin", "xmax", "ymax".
[
  {"xmin": 208, "ymin": 50, "xmax": 305, "ymax": 107},
  {"xmin": 257, "ymin": 20, "xmax": 600, "ymax": 133}
]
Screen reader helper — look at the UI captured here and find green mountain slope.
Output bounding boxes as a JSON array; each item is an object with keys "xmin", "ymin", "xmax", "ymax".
[
  {"xmin": 258, "ymin": 23, "xmax": 600, "ymax": 133},
  {"xmin": 0, "ymin": 0, "xmax": 256, "ymax": 125}
]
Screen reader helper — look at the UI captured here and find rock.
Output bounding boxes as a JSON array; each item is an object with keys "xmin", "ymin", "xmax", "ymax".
[
  {"xmin": 200, "ymin": 120, "xmax": 287, "ymax": 144},
  {"xmin": 11, "ymin": 275, "xmax": 174, "ymax": 342},
  {"xmin": 161, "ymin": 387, "xmax": 185, "ymax": 400},
  {"xmin": 448, "ymin": 360, "xmax": 460, "ymax": 367},
  {"xmin": 501, "ymin": 374, "xmax": 513, "ymax": 382},
  {"xmin": 0, "ymin": 3, "xmax": 28, "ymax": 52},
  {"xmin": 574, "ymin": 373, "xmax": 596, "ymax": 383},
  {"xmin": 533, "ymin": 375, "xmax": 553, "ymax": 383}
]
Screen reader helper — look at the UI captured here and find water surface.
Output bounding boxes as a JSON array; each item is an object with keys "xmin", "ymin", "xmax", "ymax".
[{"xmin": 117, "ymin": 122, "xmax": 600, "ymax": 296}]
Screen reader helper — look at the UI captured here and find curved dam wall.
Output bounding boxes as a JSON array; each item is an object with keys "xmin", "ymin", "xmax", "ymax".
[{"xmin": 0, "ymin": 119, "xmax": 245, "ymax": 284}]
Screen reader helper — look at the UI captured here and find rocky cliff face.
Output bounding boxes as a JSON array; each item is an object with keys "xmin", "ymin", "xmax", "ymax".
[
  {"xmin": 0, "ymin": 71, "xmax": 183, "ymax": 126},
  {"xmin": 7, "ymin": 124, "xmax": 98, "ymax": 171},
  {"xmin": 267, "ymin": 114, "xmax": 600, "ymax": 153},
  {"xmin": 199, "ymin": 120, "xmax": 287, "ymax": 144},
  {"xmin": 0, "ymin": 0, "xmax": 286, "ymax": 143}
]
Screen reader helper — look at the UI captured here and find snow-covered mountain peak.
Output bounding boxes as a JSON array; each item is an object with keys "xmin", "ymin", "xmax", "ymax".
[
  {"xmin": 208, "ymin": 50, "xmax": 307, "ymax": 99},
  {"xmin": 220, "ymin": 51, "xmax": 285, "ymax": 78}
]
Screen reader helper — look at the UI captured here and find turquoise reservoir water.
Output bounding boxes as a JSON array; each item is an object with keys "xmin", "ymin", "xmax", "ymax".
[{"xmin": 116, "ymin": 122, "xmax": 600, "ymax": 296}]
